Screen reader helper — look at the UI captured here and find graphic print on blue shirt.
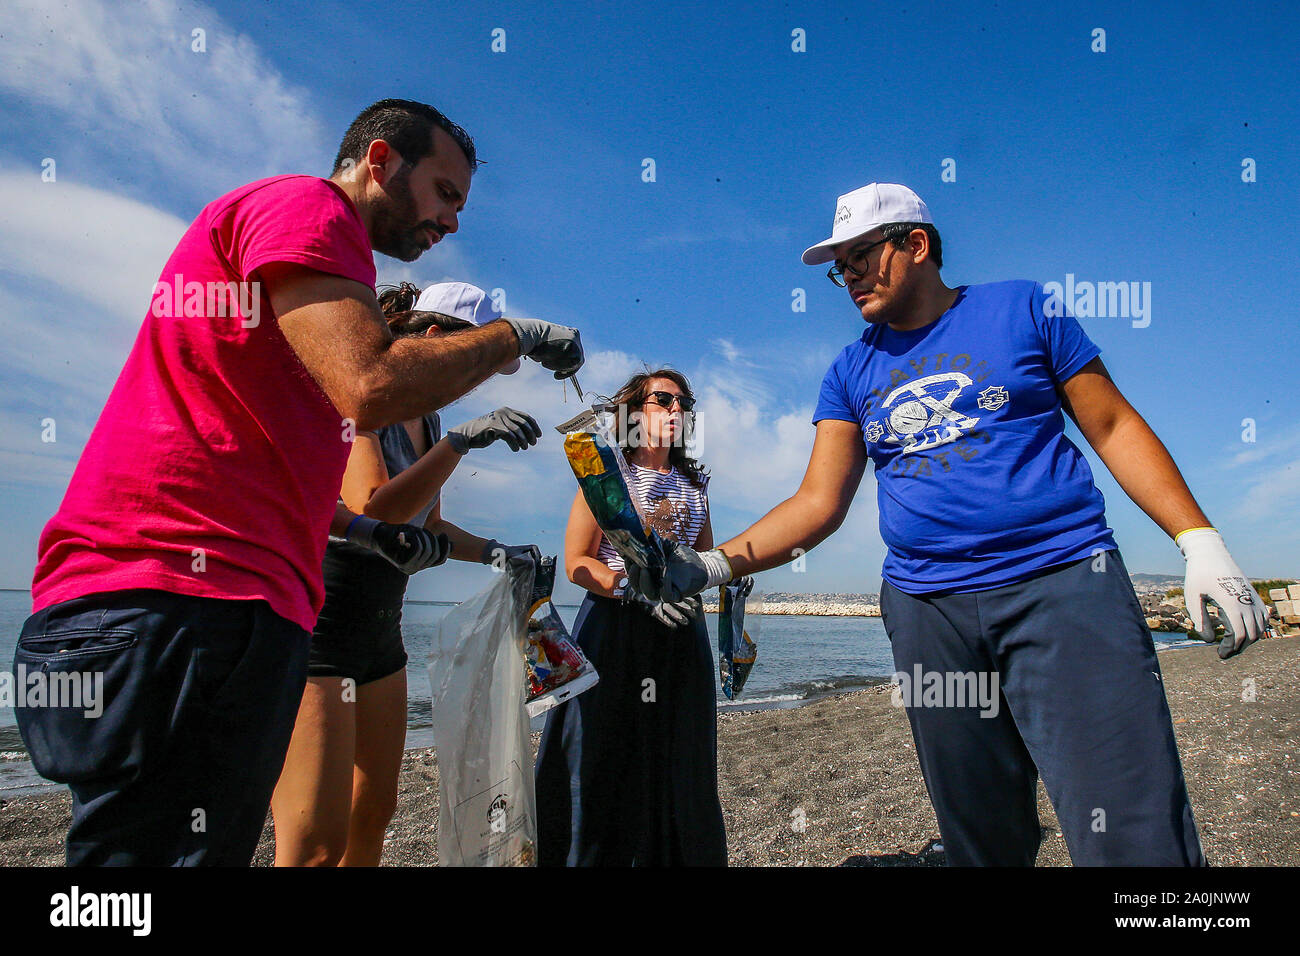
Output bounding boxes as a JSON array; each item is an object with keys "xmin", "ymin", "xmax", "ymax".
[{"xmin": 813, "ymin": 280, "xmax": 1117, "ymax": 594}]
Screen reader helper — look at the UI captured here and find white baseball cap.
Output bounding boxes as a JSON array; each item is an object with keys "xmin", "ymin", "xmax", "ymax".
[
  {"xmin": 413, "ymin": 281, "xmax": 520, "ymax": 374},
  {"xmin": 801, "ymin": 183, "xmax": 933, "ymax": 265}
]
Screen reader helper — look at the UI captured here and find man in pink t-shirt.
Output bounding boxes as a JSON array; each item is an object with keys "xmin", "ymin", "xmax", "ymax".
[{"xmin": 14, "ymin": 99, "xmax": 585, "ymax": 866}]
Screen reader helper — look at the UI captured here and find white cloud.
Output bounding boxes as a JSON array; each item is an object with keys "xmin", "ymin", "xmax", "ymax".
[
  {"xmin": 0, "ymin": 0, "xmax": 329, "ymax": 196},
  {"xmin": 714, "ymin": 337, "xmax": 742, "ymax": 364},
  {"xmin": 1227, "ymin": 423, "xmax": 1300, "ymax": 468},
  {"xmin": 0, "ymin": 168, "xmax": 191, "ymax": 482},
  {"xmin": 1229, "ymin": 456, "xmax": 1300, "ymax": 523},
  {"xmin": 0, "ymin": 0, "xmax": 335, "ymax": 498},
  {"xmin": 0, "ymin": 0, "xmax": 877, "ymax": 593},
  {"xmin": 1221, "ymin": 423, "xmax": 1300, "ymax": 531}
]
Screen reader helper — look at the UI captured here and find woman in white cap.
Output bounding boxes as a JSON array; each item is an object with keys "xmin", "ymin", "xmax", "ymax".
[{"xmin": 272, "ymin": 281, "xmax": 540, "ymax": 866}]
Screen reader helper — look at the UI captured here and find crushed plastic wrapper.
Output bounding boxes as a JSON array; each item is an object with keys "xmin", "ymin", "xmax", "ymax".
[
  {"xmin": 563, "ymin": 421, "xmax": 667, "ymax": 591},
  {"xmin": 718, "ymin": 581, "xmax": 760, "ymax": 700},
  {"xmin": 524, "ymin": 555, "xmax": 599, "ymax": 717}
]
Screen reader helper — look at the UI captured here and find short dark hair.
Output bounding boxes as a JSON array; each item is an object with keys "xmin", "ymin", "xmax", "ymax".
[
  {"xmin": 332, "ymin": 98, "xmax": 478, "ymax": 175},
  {"xmin": 881, "ymin": 221, "xmax": 943, "ymax": 270}
]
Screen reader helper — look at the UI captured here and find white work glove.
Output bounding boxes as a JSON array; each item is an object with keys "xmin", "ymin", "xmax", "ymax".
[
  {"xmin": 626, "ymin": 539, "xmax": 734, "ymax": 603},
  {"xmin": 1177, "ymin": 528, "xmax": 1270, "ymax": 659}
]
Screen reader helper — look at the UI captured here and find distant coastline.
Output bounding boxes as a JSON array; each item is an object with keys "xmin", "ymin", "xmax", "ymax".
[{"xmin": 702, "ymin": 600, "xmax": 881, "ymax": 617}]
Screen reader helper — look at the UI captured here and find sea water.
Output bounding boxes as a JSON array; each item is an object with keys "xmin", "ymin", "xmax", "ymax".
[{"xmin": 0, "ymin": 589, "xmax": 1196, "ymax": 796}]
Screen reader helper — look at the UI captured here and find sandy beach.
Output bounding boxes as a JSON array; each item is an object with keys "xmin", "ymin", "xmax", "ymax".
[{"xmin": 1, "ymin": 636, "xmax": 1295, "ymax": 866}]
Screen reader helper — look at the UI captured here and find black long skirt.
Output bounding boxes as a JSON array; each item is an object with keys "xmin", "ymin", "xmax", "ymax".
[{"xmin": 534, "ymin": 592, "xmax": 727, "ymax": 866}]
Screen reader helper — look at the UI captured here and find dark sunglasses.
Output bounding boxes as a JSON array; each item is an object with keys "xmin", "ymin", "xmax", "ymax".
[{"xmin": 643, "ymin": 390, "xmax": 695, "ymax": 412}]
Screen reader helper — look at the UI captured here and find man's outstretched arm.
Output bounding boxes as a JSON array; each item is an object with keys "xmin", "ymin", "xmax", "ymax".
[
  {"xmin": 1058, "ymin": 357, "xmax": 1269, "ymax": 655},
  {"xmin": 262, "ymin": 264, "xmax": 582, "ymax": 431},
  {"xmin": 717, "ymin": 419, "xmax": 869, "ymax": 576},
  {"xmin": 628, "ymin": 419, "xmax": 868, "ymax": 600},
  {"xmin": 1057, "ymin": 357, "xmax": 1209, "ymax": 538}
]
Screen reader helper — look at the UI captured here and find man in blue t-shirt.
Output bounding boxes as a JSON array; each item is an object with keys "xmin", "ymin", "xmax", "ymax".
[{"xmin": 625, "ymin": 182, "xmax": 1272, "ymax": 866}]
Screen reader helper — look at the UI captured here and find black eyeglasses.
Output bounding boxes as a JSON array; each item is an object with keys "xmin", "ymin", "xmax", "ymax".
[
  {"xmin": 827, "ymin": 237, "xmax": 891, "ymax": 287},
  {"xmin": 643, "ymin": 390, "xmax": 695, "ymax": 412}
]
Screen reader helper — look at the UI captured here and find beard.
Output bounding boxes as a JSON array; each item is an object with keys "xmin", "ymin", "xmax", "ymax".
[{"xmin": 371, "ymin": 165, "xmax": 440, "ymax": 262}]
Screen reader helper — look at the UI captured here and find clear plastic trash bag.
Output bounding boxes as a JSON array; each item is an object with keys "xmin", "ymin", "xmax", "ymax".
[{"xmin": 427, "ymin": 559, "xmax": 538, "ymax": 866}]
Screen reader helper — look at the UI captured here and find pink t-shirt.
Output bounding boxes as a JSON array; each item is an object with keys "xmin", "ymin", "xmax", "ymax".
[{"xmin": 32, "ymin": 175, "xmax": 376, "ymax": 633}]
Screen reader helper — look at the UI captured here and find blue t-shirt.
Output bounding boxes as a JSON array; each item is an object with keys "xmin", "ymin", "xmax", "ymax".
[{"xmin": 812, "ymin": 279, "xmax": 1116, "ymax": 593}]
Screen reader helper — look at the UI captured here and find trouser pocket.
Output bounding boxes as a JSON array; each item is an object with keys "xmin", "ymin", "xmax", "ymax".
[{"xmin": 14, "ymin": 621, "xmax": 145, "ymax": 785}]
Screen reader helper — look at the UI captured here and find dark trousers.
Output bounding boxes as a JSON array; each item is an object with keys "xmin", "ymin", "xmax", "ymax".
[
  {"xmin": 535, "ymin": 592, "xmax": 727, "ymax": 866},
  {"xmin": 14, "ymin": 589, "xmax": 309, "ymax": 866},
  {"xmin": 880, "ymin": 550, "xmax": 1205, "ymax": 866}
]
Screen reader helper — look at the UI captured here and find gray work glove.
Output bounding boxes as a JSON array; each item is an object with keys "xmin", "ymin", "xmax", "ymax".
[
  {"xmin": 502, "ymin": 317, "xmax": 585, "ymax": 379},
  {"xmin": 446, "ymin": 407, "xmax": 542, "ymax": 454},
  {"xmin": 480, "ymin": 540, "xmax": 542, "ymax": 570},
  {"xmin": 346, "ymin": 515, "xmax": 451, "ymax": 573},
  {"xmin": 626, "ymin": 591, "xmax": 703, "ymax": 630},
  {"xmin": 626, "ymin": 538, "xmax": 733, "ymax": 603}
]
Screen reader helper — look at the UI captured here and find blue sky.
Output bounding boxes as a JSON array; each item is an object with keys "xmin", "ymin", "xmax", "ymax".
[{"xmin": 0, "ymin": 0, "xmax": 1296, "ymax": 604}]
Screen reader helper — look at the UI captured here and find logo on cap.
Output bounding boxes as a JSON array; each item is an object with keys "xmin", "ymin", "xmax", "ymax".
[{"xmin": 834, "ymin": 204, "xmax": 853, "ymax": 225}]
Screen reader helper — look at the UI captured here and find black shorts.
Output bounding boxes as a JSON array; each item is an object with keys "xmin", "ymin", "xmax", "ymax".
[{"xmin": 308, "ymin": 542, "xmax": 410, "ymax": 685}]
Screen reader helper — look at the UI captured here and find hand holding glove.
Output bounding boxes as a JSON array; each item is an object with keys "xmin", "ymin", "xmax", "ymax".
[
  {"xmin": 346, "ymin": 515, "xmax": 451, "ymax": 574},
  {"xmin": 1177, "ymin": 527, "xmax": 1270, "ymax": 659},
  {"xmin": 502, "ymin": 317, "xmax": 585, "ymax": 379},
  {"xmin": 446, "ymin": 407, "xmax": 541, "ymax": 454},
  {"xmin": 627, "ymin": 591, "xmax": 703, "ymax": 630},
  {"xmin": 626, "ymin": 538, "xmax": 734, "ymax": 603}
]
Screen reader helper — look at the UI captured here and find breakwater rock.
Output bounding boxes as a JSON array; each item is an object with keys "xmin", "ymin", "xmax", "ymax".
[{"xmin": 701, "ymin": 599, "xmax": 880, "ymax": 617}]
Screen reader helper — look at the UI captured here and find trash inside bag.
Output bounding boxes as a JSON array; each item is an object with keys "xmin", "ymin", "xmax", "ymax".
[
  {"xmin": 427, "ymin": 559, "xmax": 537, "ymax": 866},
  {"xmin": 718, "ymin": 581, "xmax": 760, "ymax": 700},
  {"xmin": 563, "ymin": 418, "xmax": 666, "ymax": 590},
  {"xmin": 525, "ymin": 555, "xmax": 599, "ymax": 718}
]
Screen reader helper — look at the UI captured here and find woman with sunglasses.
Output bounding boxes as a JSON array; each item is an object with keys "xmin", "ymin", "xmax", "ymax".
[
  {"xmin": 272, "ymin": 281, "xmax": 542, "ymax": 866},
  {"xmin": 536, "ymin": 368, "xmax": 733, "ymax": 866}
]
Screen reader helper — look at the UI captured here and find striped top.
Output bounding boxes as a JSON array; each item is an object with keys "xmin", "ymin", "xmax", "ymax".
[{"xmin": 596, "ymin": 464, "xmax": 709, "ymax": 573}]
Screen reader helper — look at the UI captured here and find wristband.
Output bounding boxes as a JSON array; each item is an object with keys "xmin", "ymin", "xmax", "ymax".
[
  {"xmin": 701, "ymin": 549, "xmax": 735, "ymax": 588},
  {"xmin": 480, "ymin": 539, "xmax": 504, "ymax": 565},
  {"xmin": 446, "ymin": 431, "xmax": 470, "ymax": 456},
  {"xmin": 1175, "ymin": 527, "xmax": 1223, "ymax": 559},
  {"xmin": 345, "ymin": 514, "xmax": 381, "ymax": 549}
]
